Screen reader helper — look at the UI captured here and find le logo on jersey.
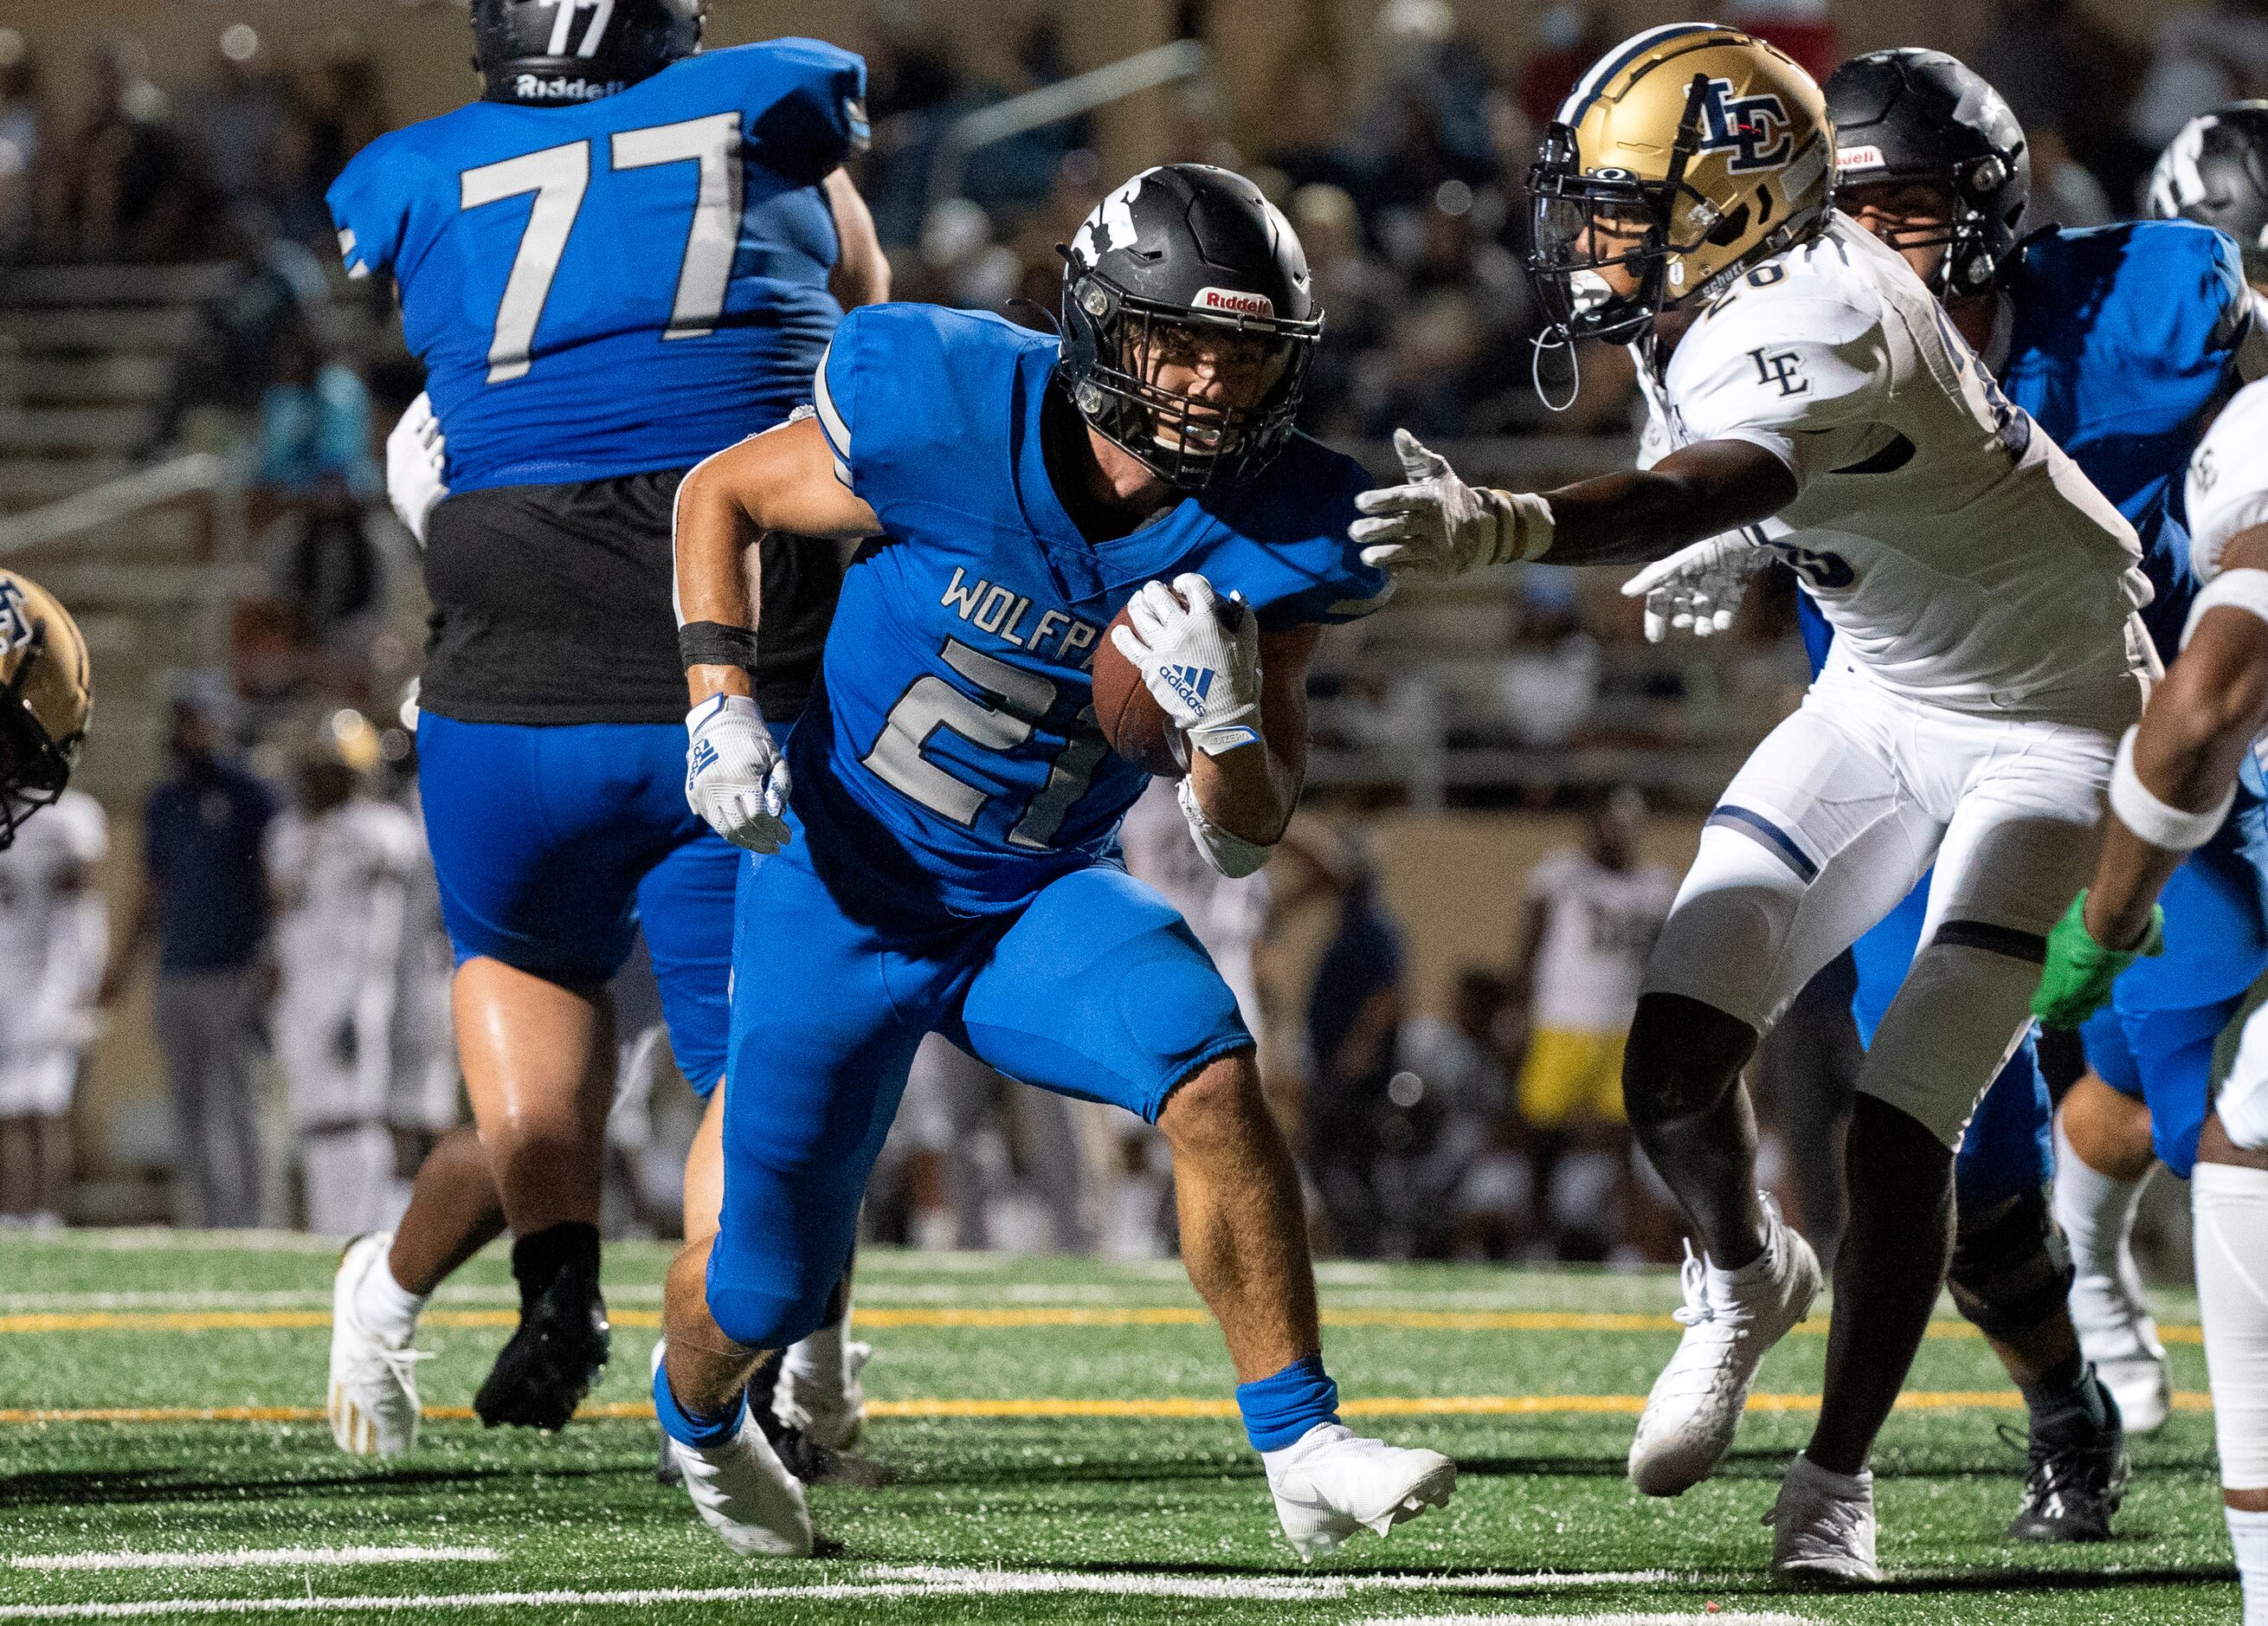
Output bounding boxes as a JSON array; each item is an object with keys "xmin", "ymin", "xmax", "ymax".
[
  {"xmin": 1695, "ymin": 79, "xmax": 1794, "ymax": 174},
  {"xmin": 1749, "ymin": 346, "xmax": 1809, "ymax": 397}
]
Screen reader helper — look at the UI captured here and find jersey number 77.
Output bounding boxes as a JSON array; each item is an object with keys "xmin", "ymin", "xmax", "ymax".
[{"xmin": 460, "ymin": 113, "xmax": 744, "ymax": 383}]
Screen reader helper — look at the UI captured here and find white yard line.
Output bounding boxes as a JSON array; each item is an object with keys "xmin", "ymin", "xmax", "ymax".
[
  {"xmin": 11, "ymin": 1550, "xmax": 500, "ymax": 1574},
  {"xmin": 0, "ymin": 1565, "xmax": 1682, "ymax": 1618},
  {"xmin": 1364, "ymin": 1616, "xmax": 1810, "ymax": 1625}
]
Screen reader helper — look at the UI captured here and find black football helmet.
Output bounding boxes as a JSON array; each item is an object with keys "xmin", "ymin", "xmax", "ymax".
[
  {"xmin": 2149, "ymin": 102, "xmax": 2268, "ymax": 280},
  {"xmin": 1825, "ymin": 48, "xmax": 2030, "ymax": 296},
  {"xmin": 1059, "ymin": 165, "xmax": 1322, "ymax": 491},
  {"xmin": 473, "ymin": 0, "xmax": 702, "ymax": 106}
]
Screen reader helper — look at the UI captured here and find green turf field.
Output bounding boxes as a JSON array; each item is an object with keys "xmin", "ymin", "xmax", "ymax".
[{"xmin": 0, "ymin": 1232, "xmax": 2239, "ymax": 1623}]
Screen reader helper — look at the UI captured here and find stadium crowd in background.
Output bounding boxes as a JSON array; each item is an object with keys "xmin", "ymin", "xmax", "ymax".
[{"xmin": 0, "ymin": 0, "xmax": 2250, "ymax": 1279}]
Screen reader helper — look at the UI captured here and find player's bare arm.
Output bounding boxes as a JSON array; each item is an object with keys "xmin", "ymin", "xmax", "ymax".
[
  {"xmin": 2085, "ymin": 526, "xmax": 2268, "ymax": 951},
  {"xmin": 823, "ymin": 170, "xmax": 890, "ymax": 310},
  {"xmin": 675, "ymin": 416, "xmax": 877, "ymax": 856},
  {"xmin": 673, "ymin": 415, "xmax": 879, "ymax": 705},
  {"xmin": 1351, "ymin": 431, "xmax": 1795, "ymax": 579},
  {"xmin": 1186, "ymin": 623, "xmax": 1317, "ymax": 847}
]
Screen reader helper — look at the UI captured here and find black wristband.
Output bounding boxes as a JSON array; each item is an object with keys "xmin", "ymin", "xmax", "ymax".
[{"xmin": 679, "ymin": 621, "xmax": 761, "ymax": 673}]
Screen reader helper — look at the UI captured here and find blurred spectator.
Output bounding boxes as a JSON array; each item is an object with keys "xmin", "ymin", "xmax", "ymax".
[
  {"xmin": 178, "ymin": 26, "xmax": 290, "ymax": 211},
  {"xmin": 263, "ymin": 709, "xmax": 419, "ymax": 1236},
  {"xmin": 299, "ymin": 40, "xmax": 393, "ymax": 195},
  {"xmin": 1975, "ymin": 0, "xmax": 2148, "ymax": 208},
  {"xmin": 1493, "ymin": 571, "xmax": 1601, "ymax": 749},
  {"xmin": 254, "ymin": 318, "xmax": 377, "ymax": 500},
  {"xmin": 45, "ymin": 37, "xmax": 200, "ymax": 262},
  {"xmin": 0, "ymin": 29, "xmax": 42, "ymax": 262},
  {"xmin": 2130, "ymin": 0, "xmax": 2268, "ymax": 152},
  {"xmin": 1506, "ymin": 788, "xmax": 1674, "ymax": 1259},
  {"xmin": 0, "ymin": 787, "xmax": 107, "ymax": 1230},
  {"xmin": 1274, "ymin": 823, "xmax": 1405, "ymax": 1256},
  {"xmin": 892, "ymin": 1036, "xmax": 1088, "ymax": 1253},
  {"xmin": 1290, "ymin": 184, "xmax": 1392, "ymax": 435},
  {"xmin": 1389, "ymin": 967, "xmax": 1524, "ymax": 1258},
  {"xmin": 145, "ymin": 205, "xmax": 329, "ymax": 455},
  {"xmin": 100, "ymin": 688, "xmax": 276, "ymax": 1229},
  {"xmin": 383, "ymin": 741, "xmax": 458, "ymax": 1210}
]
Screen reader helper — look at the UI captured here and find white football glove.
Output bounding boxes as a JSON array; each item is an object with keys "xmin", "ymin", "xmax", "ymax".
[
  {"xmin": 1107, "ymin": 573, "xmax": 1263, "ymax": 759},
  {"xmin": 1350, "ymin": 428, "xmax": 1556, "ymax": 580},
  {"xmin": 685, "ymin": 694, "xmax": 792, "ymax": 854},
  {"xmin": 1620, "ymin": 532, "xmax": 1773, "ymax": 642},
  {"xmin": 386, "ymin": 390, "xmax": 448, "ymax": 546}
]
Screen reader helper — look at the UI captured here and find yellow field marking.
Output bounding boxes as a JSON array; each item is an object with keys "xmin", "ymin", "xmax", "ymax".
[
  {"xmin": 0, "ymin": 1303, "xmax": 2207, "ymax": 1343},
  {"xmin": 0, "ymin": 1392, "xmax": 2215, "ymax": 1427}
]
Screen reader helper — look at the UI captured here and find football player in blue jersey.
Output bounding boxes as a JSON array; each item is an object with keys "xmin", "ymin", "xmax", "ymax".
[
  {"xmin": 319, "ymin": 0, "xmax": 888, "ymax": 1461},
  {"xmin": 1627, "ymin": 48, "xmax": 2268, "ymax": 1541},
  {"xmin": 657, "ymin": 163, "xmax": 1456, "ymax": 1558}
]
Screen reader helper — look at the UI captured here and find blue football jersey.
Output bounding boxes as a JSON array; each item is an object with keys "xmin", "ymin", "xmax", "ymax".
[
  {"xmin": 327, "ymin": 40, "xmax": 867, "ymax": 493},
  {"xmin": 2002, "ymin": 219, "xmax": 2250, "ymax": 655},
  {"xmin": 787, "ymin": 304, "xmax": 1391, "ymax": 915}
]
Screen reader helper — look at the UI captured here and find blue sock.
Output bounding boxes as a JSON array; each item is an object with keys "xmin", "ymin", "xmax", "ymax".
[
  {"xmin": 1235, "ymin": 1353, "xmax": 1340, "ymax": 1452},
  {"xmin": 653, "ymin": 1351, "xmax": 745, "ymax": 1450}
]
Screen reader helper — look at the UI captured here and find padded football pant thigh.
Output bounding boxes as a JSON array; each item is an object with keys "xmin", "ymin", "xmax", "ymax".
[
  {"xmin": 1643, "ymin": 703, "xmax": 1939, "ymax": 1034},
  {"xmin": 629, "ymin": 830, "xmax": 743, "ymax": 1099},
  {"xmin": 1863, "ymin": 749, "xmax": 2109, "ymax": 1149},
  {"xmin": 707, "ymin": 859, "xmax": 935, "ymax": 1352},
  {"xmin": 949, "ymin": 866, "xmax": 1253, "ymax": 1125}
]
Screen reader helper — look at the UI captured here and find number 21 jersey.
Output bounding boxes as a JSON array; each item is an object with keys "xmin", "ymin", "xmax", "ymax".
[{"xmin": 326, "ymin": 39, "xmax": 866, "ymax": 492}]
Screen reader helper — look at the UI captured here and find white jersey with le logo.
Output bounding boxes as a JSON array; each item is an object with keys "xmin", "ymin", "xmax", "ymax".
[{"xmin": 1635, "ymin": 212, "xmax": 2156, "ymax": 719}]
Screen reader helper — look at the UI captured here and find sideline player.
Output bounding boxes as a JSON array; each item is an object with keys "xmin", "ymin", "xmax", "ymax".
[
  {"xmin": 264, "ymin": 712, "xmax": 422, "ymax": 1237},
  {"xmin": 320, "ymin": 0, "xmax": 886, "ymax": 1455},
  {"xmin": 2033, "ymin": 375, "xmax": 2268, "ymax": 1626},
  {"xmin": 1350, "ymin": 25, "xmax": 2155, "ymax": 1580},
  {"xmin": 0, "ymin": 571, "xmax": 99, "ymax": 1230},
  {"xmin": 1631, "ymin": 49, "xmax": 2267, "ymax": 1535},
  {"xmin": 660, "ymin": 163, "xmax": 1454, "ymax": 1558}
]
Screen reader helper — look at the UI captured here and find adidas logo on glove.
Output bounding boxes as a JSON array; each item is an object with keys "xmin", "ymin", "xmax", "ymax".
[
  {"xmin": 1166, "ymin": 664, "xmax": 1217, "ymax": 714},
  {"xmin": 690, "ymin": 739, "xmax": 719, "ymax": 777}
]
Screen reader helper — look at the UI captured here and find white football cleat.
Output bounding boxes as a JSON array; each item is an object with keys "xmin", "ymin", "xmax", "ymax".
[
  {"xmin": 775, "ymin": 1338, "xmax": 872, "ymax": 1452},
  {"xmin": 659, "ymin": 1344, "xmax": 813, "ymax": 1558},
  {"xmin": 1629, "ymin": 1196, "xmax": 1820, "ymax": 1497},
  {"xmin": 328, "ymin": 1232, "xmax": 428, "ymax": 1458},
  {"xmin": 1769, "ymin": 1455, "xmax": 1879, "ymax": 1584},
  {"xmin": 1263, "ymin": 1423, "xmax": 1457, "ymax": 1560},
  {"xmin": 2070, "ymin": 1257, "xmax": 2171, "ymax": 1434}
]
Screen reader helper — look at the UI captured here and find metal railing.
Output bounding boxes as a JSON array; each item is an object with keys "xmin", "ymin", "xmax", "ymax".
[
  {"xmin": 921, "ymin": 38, "xmax": 1214, "ymax": 213},
  {"xmin": 0, "ymin": 451, "xmax": 247, "ymax": 673}
]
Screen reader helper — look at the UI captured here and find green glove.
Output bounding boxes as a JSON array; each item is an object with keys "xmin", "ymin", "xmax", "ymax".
[{"xmin": 2032, "ymin": 891, "xmax": 2165, "ymax": 1029}]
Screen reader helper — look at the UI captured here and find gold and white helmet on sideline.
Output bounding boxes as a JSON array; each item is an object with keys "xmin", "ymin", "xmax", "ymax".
[
  {"xmin": 0, "ymin": 569, "xmax": 91, "ymax": 849},
  {"xmin": 1526, "ymin": 22, "xmax": 1833, "ymax": 345}
]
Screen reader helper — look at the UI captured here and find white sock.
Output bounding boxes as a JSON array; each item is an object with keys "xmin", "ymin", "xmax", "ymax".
[
  {"xmin": 352, "ymin": 1249, "xmax": 428, "ymax": 1347},
  {"xmin": 2229, "ymin": 1507, "xmax": 2268, "ymax": 1626},
  {"xmin": 2052, "ymin": 1116, "xmax": 2149, "ymax": 1287},
  {"xmin": 786, "ymin": 1317, "xmax": 845, "ymax": 1390}
]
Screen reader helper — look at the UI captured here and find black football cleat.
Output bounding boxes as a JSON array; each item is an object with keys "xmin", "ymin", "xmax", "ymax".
[
  {"xmin": 2007, "ymin": 1376, "xmax": 2129, "ymax": 1543},
  {"xmin": 474, "ymin": 1227, "xmax": 609, "ymax": 1431}
]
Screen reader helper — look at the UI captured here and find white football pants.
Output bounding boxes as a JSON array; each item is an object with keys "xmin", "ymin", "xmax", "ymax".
[{"xmin": 1643, "ymin": 656, "xmax": 2129, "ymax": 1146}]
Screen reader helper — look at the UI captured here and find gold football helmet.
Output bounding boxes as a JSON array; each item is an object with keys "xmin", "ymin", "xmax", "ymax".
[
  {"xmin": 1527, "ymin": 23, "xmax": 1833, "ymax": 344},
  {"xmin": 0, "ymin": 569, "xmax": 92, "ymax": 848}
]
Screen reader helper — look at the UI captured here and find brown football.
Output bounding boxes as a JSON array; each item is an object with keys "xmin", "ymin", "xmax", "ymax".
[{"xmin": 1092, "ymin": 604, "xmax": 1190, "ymax": 779}]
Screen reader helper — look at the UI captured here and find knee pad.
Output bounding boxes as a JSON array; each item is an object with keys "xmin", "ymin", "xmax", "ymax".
[
  {"xmin": 2195, "ymin": 1164, "xmax": 2268, "ymax": 1489},
  {"xmin": 1947, "ymin": 1185, "xmax": 2073, "ymax": 1340},
  {"xmin": 706, "ymin": 1272, "xmax": 837, "ymax": 1353}
]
